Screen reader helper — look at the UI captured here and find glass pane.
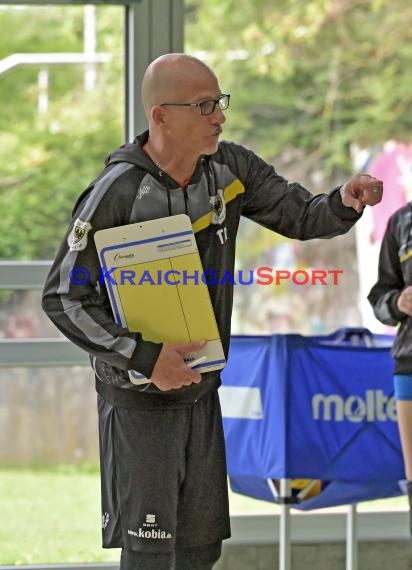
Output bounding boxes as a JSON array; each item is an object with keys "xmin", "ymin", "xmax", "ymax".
[
  {"xmin": 0, "ymin": 289, "xmax": 60, "ymax": 338},
  {"xmin": 0, "ymin": 4, "xmax": 124, "ymax": 564},
  {"xmin": 184, "ymin": 1, "xmax": 404, "ymax": 528},
  {"xmin": 0, "ymin": 366, "xmax": 122, "ymax": 564},
  {"xmin": 185, "ymin": 1, "xmax": 378, "ymax": 336},
  {"xmin": 0, "ymin": 3, "xmax": 124, "ymax": 261}
]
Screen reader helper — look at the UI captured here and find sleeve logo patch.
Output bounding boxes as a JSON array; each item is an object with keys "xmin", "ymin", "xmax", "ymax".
[{"xmin": 68, "ymin": 219, "xmax": 92, "ymax": 252}]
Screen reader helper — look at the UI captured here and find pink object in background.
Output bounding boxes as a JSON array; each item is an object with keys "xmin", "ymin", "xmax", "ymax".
[{"xmin": 368, "ymin": 141, "xmax": 412, "ymax": 243}]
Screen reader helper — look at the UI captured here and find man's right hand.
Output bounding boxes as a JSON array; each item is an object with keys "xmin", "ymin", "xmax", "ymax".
[
  {"xmin": 150, "ymin": 339, "xmax": 207, "ymax": 391},
  {"xmin": 397, "ymin": 286, "xmax": 412, "ymax": 317}
]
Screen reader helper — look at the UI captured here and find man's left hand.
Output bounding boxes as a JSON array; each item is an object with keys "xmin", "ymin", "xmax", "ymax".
[{"xmin": 340, "ymin": 173, "xmax": 383, "ymax": 213}]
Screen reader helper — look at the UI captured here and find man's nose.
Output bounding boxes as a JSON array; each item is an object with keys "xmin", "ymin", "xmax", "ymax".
[{"xmin": 210, "ymin": 105, "xmax": 226, "ymax": 124}]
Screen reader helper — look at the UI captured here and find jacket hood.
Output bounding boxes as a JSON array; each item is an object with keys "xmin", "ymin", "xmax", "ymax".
[
  {"xmin": 72, "ymin": 132, "xmax": 157, "ymax": 215},
  {"xmin": 104, "ymin": 129, "xmax": 215, "ymax": 190},
  {"xmin": 104, "ymin": 131, "xmax": 154, "ymax": 171}
]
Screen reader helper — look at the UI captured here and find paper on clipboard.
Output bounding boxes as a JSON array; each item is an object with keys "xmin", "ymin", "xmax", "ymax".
[{"xmin": 94, "ymin": 214, "xmax": 226, "ymax": 385}]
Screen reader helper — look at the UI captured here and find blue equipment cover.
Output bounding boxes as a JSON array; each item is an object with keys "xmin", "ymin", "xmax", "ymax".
[{"xmin": 220, "ymin": 328, "xmax": 404, "ymax": 510}]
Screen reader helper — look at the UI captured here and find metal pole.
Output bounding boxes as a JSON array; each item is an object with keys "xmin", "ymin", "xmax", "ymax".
[
  {"xmin": 83, "ymin": 5, "xmax": 97, "ymax": 91},
  {"xmin": 346, "ymin": 503, "xmax": 358, "ymax": 570},
  {"xmin": 279, "ymin": 478, "xmax": 292, "ymax": 570},
  {"xmin": 124, "ymin": 0, "xmax": 184, "ymax": 142},
  {"xmin": 37, "ymin": 68, "xmax": 49, "ymax": 114},
  {"xmin": 344, "ymin": 330, "xmax": 363, "ymax": 570}
]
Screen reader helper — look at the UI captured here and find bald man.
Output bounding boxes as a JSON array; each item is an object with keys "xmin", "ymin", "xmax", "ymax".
[{"xmin": 42, "ymin": 53, "xmax": 383, "ymax": 569}]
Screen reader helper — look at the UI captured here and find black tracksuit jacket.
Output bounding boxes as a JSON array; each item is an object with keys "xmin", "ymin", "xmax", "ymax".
[
  {"xmin": 42, "ymin": 130, "xmax": 360, "ymax": 408},
  {"xmin": 368, "ymin": 203, "xmax": 412, "ymax": 374}
]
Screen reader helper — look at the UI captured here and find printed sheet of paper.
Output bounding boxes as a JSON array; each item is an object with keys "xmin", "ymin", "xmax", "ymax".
[{"xmin": 94, "ymin": 214, "xmax": 226, "ymax": 384}]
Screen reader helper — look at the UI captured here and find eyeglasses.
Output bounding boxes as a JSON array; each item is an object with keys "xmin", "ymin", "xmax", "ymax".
[{"xmin": 160, "ymin": 93, "xmax": 230, "ymax": 116}]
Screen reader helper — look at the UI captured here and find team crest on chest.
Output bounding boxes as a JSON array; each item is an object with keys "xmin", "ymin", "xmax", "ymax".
[
  {"xmin": 67, "ymin": 218, "xmax": 92, "ymax": 252},
  {"xmin": 209, "ymin": 189, "xmax": 226, "ymax": 225}
]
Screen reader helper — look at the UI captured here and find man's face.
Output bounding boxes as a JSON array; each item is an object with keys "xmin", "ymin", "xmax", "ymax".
[{"xmin": 161, "ymin": 71, "xmax": 226, "ymax": 157}]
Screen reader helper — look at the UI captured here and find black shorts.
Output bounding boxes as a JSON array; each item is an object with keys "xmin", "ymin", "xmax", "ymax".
[{"xmin": 97, "ymin": 388, "xmax": 231, "ymax": 553}]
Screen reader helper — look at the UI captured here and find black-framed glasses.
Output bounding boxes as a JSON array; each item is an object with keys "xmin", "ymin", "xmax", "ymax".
[{"xmin": 160, "ymin": 93, "xmax": 230, "ymax": 116}]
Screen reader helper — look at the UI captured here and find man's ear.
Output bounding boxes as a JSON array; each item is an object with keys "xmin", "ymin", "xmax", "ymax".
[{"xmin": 151, "ymin": 105, "xmax": 166, "ymax": 127}]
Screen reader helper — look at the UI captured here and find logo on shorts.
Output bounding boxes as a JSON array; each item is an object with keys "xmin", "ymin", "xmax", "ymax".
[{"xmin": 127, "ymin": 513, "xmax": 173, "ymax": 540}]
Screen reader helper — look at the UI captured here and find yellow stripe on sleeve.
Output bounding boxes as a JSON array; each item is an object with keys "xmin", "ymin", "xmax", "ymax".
[{"xmin": 192, "ymin": 179, "xmax": 245, "ymax": 234}]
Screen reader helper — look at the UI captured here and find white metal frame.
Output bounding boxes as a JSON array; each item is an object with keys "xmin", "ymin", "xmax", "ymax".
[{"xmin": 276, "ymin": 479, "xmax": 360, "ymax": 570}]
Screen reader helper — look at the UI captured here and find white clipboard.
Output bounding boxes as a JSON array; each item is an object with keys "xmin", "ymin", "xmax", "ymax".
[{"xmin": 94, "ymin": 214, "xmax": 226, "ymax": 384}]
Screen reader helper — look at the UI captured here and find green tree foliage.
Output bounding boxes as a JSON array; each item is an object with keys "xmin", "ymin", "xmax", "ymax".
[
  {"xmin": 0, "ymin": 5, "xmax": 123, "ymax": 259},
  {"xmin": 186, "ymin": 0, "xmax": 412, "ymax": 170},
  {"xmin": 2, "ymin": 0, "xmax": 412, "ymax": 262},
  {"xmin": 185, "ymin": 0, "xmax": 412, "ymax": 333}
]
